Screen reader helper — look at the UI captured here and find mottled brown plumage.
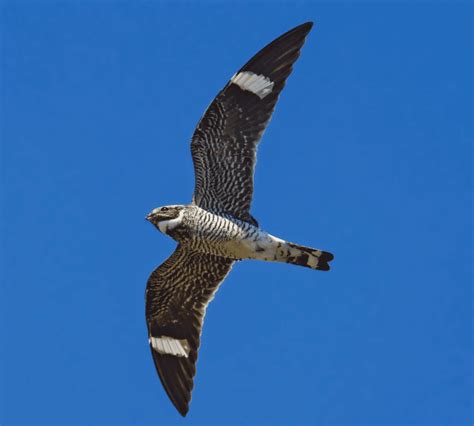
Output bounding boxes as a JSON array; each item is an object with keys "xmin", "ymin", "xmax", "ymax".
[{"xmin": 145, "ymin": 22, "xmax": 333, "ymax": 417}]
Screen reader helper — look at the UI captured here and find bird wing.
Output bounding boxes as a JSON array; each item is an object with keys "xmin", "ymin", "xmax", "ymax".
[
  {"xmin": 145, "ymin": 245, "xmax": 234, "ymax": 416},
  {"xmin": 191, "ymin": 22, "xmax": 313, "ymax": 223}
]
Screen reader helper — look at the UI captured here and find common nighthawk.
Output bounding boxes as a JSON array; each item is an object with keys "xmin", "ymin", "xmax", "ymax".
[{"xmin": 145, "ymin": 22, "xmax": 333, "ymax": 416}]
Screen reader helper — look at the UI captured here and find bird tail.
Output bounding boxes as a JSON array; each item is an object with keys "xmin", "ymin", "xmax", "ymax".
[{"xmin": 283, "ymin": 242, "xmax": 334, "ymax": 271}]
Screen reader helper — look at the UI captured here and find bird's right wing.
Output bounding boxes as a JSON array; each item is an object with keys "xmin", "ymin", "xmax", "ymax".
[{"xmin": 145, "ymin": 245, "xmax": 234, "ymax": 416}]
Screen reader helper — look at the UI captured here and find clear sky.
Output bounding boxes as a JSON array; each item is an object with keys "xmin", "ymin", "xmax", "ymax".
[{"xmin": 1, "ymin": 1, "xmax": 472, "ymax": 425}]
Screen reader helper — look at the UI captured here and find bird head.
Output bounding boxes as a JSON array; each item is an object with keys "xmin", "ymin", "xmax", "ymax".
[{"xmin": 146, "ymin": 205, "xmax": 185, "ymax": 235}]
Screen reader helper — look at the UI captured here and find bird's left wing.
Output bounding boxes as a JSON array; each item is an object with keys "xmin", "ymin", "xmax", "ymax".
[
  {"xmin": 145, "ymin": 245, "xmax": 234, "ymax": 416},
  {"xmin": 191, "ymin": 22, "xmax": 313, "ymax": 223}
]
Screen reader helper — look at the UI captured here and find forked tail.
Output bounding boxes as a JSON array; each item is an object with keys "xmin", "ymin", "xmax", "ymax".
[{"xmin": 284, "ymin": 242, "xmax": 334, "ymax": 271}]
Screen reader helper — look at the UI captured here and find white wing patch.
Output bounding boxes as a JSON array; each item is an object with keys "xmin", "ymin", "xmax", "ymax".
[
  {"xmin": 150, "ymin": 336, "xmax": 190, "ymax": 358},
  {"xmin": 231, "ymin": 71, "xmax": 274, "ymax": 99}
]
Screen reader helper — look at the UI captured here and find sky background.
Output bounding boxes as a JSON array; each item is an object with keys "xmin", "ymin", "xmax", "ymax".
[{"xmin": 1, "ymin": 1, "xmax": 472, "ymax": 425}]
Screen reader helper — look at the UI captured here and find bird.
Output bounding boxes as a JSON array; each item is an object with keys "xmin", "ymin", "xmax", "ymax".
[{"xmin": 145, "ymin": 21, "xmax": 333, "ymax": 416}]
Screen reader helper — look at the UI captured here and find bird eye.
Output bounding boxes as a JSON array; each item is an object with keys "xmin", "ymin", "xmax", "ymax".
[{"xmin": 161, "ymin": 207, "xmax": 169, "ymax": 212}]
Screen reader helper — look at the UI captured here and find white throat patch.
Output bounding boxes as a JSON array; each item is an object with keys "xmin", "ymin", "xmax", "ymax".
[
  {"xmin": 231, "ymin": 71, "xmax": 274, "ymax": 99},
  {"xmin": 150, "ymin": 336, "xmax": 190, "ymax": 358},
  {"xmin": 157, "ymin": 209, "xmax": 184, "ymax": 234}
]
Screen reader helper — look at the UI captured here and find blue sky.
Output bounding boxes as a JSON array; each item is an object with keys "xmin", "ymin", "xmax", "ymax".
[{"xmin": 1, "ymin": 1, "xmax": 472, "ymax": 425}]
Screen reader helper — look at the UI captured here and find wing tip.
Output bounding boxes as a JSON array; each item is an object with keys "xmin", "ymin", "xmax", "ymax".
[
  {"xmin": 151, "ymin": 348, "xmax": 194, "ymax": 417},
  {"xmin": 177, "ymin": 403, "xmax": 190, "ymax": 417},
  {"xmin": 298, "ymin": 21, "xmax": 314, "ymax": 32},
  {"xmin": 285, "ymin": 21, "xmax": 314, "ymax": 39}
]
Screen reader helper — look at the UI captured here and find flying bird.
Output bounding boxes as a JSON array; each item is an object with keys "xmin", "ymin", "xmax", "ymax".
[{"xmin": 145, "ymin": 21, "xmax": 333, "ymax": 416}]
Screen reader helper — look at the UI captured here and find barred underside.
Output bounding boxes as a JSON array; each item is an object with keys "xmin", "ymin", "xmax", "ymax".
[
  {"xmin": 145, "ymin": 246, "xmax": 234, "ymax": 416},
  {"xmin": 146, "ymin": 22, "xmax": 329, "ymax": 418},
  {"xmin": 191, "ymin": 23, "xmax": 314, "ymax": 222}
]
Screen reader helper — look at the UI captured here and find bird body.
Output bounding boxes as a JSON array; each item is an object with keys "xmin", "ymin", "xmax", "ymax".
[
  {"xmin": 147, "ymin": 204, "xmax": 332, "ymax": 269},
  {"xmin": 144, "ymin": 22, "xmax": 334, "ymax": 416}
]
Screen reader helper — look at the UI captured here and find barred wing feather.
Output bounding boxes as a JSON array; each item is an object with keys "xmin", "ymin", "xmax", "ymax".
[
  {"xmin": 145, "ymin": 246, "xmax": 234, "ymax": 416},
  {"xmin": 191, "ymin": 22, "xmax": 313, "ymax": 222}
]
